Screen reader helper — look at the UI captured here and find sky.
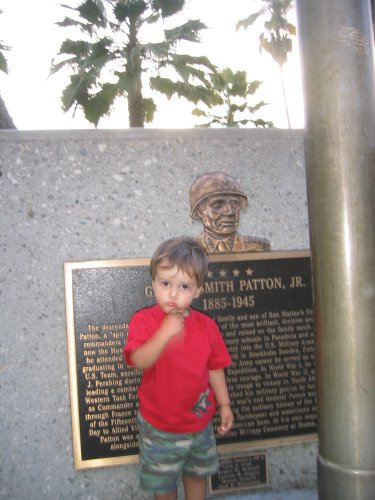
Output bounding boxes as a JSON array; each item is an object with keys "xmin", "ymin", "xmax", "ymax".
[{"xmin": 0, "ymin": 0, "xmax": 305, "ymax": 130}]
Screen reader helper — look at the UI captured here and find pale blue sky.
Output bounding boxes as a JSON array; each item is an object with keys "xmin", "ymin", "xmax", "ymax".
[{"xmin": 0, "ymin": 0, "xmax": 304, "ymax": 129}]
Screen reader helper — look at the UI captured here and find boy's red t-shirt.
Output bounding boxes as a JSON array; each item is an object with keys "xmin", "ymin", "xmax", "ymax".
[{"xmin": 123, "ymin": 304, "xmax": 231, "ymax": 433}]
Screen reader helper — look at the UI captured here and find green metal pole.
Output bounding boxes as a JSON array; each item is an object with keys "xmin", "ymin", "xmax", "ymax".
[{"xmin": 295, "ymin": 0, "xmax": 375, "ymax": 498}]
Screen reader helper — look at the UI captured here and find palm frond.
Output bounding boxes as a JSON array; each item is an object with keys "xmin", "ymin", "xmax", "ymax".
[
  {"xmin": 150, "ymin": 77, "xmax": 221, "ymax": 106},
  {"xmin": 77, "ymin": 0, "xmax": 107, "ymax": 27},
  {"xmin": 113, "ymin": 0, "xmax": 148, "ymax": 22},
  {"xmin": 143, "ymin": 97, "xmax": 157, "ymax": 122},
  {"xmin": 0, "ymin": 52, "xmax": 8, "ymax": 74},
  {"xmin": 236, "ymin": 10, "xmax": 265, "ymax": 31},
  {"xmin": 83, "ymin": 82, "xmax": 118, "ymax": 126},
  {"xmin": 151, "ymin": 0, "xmax": 185, "ymax": 18},
  {"xmin": 164, "ymin": 19, "xmax": 207, "ymax": 44}
]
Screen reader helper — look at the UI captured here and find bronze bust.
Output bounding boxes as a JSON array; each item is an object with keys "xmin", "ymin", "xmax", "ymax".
[{"xmin": 190, "ymin": 171, "xmax": 270, "ymax": 254}]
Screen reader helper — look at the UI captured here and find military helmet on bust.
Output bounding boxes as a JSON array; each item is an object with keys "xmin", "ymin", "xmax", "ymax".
[{"xmin": 190, "ymin": 171, "xmax": 248, "ymax": 220}]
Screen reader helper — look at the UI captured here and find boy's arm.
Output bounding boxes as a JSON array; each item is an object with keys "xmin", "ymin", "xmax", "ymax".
[
  {"xmin": 130, "ymin": 313, "xmax": 184, "ymax": 369},
  {"xmin": 209, "ymin": 368, "xmax": 234, "ymax": 435}
]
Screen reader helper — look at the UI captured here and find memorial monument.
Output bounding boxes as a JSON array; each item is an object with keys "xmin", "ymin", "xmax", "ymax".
[{"xmin": 63, "ymin": 168, "xmax": 316, "ymax": 497}]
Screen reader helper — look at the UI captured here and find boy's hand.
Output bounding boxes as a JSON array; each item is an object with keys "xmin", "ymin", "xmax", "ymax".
[
  {"xmin": 218, "ymin": 405, "xmax": 234, "ymax": 435},
  {"xmin": 129, "ymin": 311, "xmax": 185, "ymax": 369},
  {"xmin": 159, "ymin": 313, "xmax": 185, "ymax": 339},
  {"xmin": 171, "ymin": 307, "xmax": 190, "ymax": 318}
]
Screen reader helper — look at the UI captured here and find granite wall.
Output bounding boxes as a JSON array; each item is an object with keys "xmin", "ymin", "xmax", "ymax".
[{"xmin": 0, "ymin": 129, "xmax": 317, "ymax": 499}]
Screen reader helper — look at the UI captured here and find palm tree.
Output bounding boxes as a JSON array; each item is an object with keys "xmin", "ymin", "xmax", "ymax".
[
  {"xmin": 52, "ymin": 0, "xmax": 220, "ymax": 127},
  {"xmin": 192, "ymin": 67, "xmax": 273, "ymax": 128},
  {"xmin": 236, "ymin": 0, "xmax": 295, "ymax": 128},
  {"xmin": 0, "ymin": 10, "xmax": 16, "ymax": 129}
]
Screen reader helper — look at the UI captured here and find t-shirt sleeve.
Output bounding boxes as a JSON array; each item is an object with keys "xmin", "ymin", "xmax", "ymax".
[
  {"xmin": 123, "ymin": 310, "xmax": 150, "ymax": 366},
  {"xmin": 206, "ymin": 316, "xmax": 232, "ymax": 370}
]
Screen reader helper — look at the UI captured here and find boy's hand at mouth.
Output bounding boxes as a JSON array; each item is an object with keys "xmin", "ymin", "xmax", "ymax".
[{"xmin": 170, "ymin": 307, "xmax": 190, "ymax": 318}]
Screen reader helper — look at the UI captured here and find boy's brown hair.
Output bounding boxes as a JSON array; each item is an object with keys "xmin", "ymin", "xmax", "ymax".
[{"xmin": 150, "ymin": 237, "xmax": 208, "ymax": 288}]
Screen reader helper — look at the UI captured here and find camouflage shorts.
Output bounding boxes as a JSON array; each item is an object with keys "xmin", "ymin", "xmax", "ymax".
[{"xmin": 137, "ymin": 413, "xmax": 219, "ymax": 494}]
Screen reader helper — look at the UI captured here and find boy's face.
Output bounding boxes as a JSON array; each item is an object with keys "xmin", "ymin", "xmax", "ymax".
[{"xmin": 152, "ymin": 264, "xmax": 202, "ymax": 314}]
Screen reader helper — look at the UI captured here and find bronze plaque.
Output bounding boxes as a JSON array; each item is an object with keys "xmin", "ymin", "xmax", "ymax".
[
  {"xmin": 64, "ymin": 258, "xmax": 152, "ymax": 469},
  {"xmin": 64, "ymin": 251, "xmax": 317, "ymax": 470},
  {"xmin": 200, "ymin": 251, "xmax": 317, "ymax": 449},
  {"xmin": 208, "ymin": 451, "xmax": 269, "ymax": 495}
]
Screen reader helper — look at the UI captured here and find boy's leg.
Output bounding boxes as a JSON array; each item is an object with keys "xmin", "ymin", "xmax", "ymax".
[
  {"xmin": 154, "ymin": 491, "xmax": 177, "ymax": 500},
  {"xmin": 138, "ymin": 414, "xmax": 189, "ymax": 496},
  {"xmin": 182, "ymin": 423, "xmax": 218, "ymax": 500},
  {"xmin": 182, "ymin": 475, "xmax": 207, "ymax": 500}
]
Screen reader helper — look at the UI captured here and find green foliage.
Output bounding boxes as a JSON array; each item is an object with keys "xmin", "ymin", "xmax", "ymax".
[
  {"xmin": 164, "ymin": 20, "xmax": 207, "ymax": 44},
  {"xmin": 143, "ymin": 97, "xmax": 157, "ymax": 122},
  {"xmin": 192, "ymin": 68, "xmax": 273, "ymax": 128},
  {"xmin": 0, "ymin": 10, "xmax": 16, "ymax": 129},
  {"xmin": 236, "ymin": 0, "xmax": 295, "ymax": 66},
  {"xmin": 0, "ymin": 48, "xmax": 8, "ymax": 74},
  {"xmin": 113, "ymin": 0, "xmax": 148, "ymax": 21},
  {"xmin": 236, "ymin": 0, "xmax": 296, "ymax": 127},
  {"xmin": 75, "ymin": 0, "xmax": 107, "ymax": 27},
  {"xmin": 152, "ymin": 0, "xmax": 185, "ymax": 18},
  {"xmin": 259, "ymin": 31, "xmax": 292, "ymax": 66},
  {"xmin": 52, "ymin": 0, "xmax": 217, "ymax": 127},
  {"xmin": 0, "ymin": 9, "xmax": 10, "ymax": 75},
  {"xmin": 83, "ymin": 82, "xmax": 118, "ymax": 125},
  {"xmin": 150, "ymin": 77, "xmax": 221, "ymax": 107}
]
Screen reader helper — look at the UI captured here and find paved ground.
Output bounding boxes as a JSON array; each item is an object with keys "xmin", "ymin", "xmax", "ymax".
[{"xmin": 222, "ymin": 489, "xmax": 318, "ymax": 500}]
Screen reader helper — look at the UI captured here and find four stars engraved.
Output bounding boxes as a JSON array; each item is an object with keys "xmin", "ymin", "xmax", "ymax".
[{"xmin": 207, "ymin": 267, "xmax": 254, "ymax": 279}]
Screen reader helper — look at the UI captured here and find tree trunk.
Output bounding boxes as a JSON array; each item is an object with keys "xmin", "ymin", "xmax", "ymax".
[
  {"xmin": 279, "ymin": 63, "xmax": 291, "ymax": 128},
  {"xmin": 0, "ymin": 93, "xmax": 16, "ymax": 129},
  {"xmin": 128, "ymin": 83, "xmax": 144, "ymax": 128},
  {"xmin": 127, "ymin": 17, "xmax": 144, "ymax": 128}
]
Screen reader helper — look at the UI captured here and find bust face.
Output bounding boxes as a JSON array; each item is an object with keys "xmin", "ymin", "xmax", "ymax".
[{"xmin": 197, "ymin": 194, "xmax": 241, "ymax": 238}]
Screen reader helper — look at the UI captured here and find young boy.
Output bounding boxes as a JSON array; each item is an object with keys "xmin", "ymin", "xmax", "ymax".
[{"xmin": 123, "ymin": 237, "xmax": 234, "ymax": 500}]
